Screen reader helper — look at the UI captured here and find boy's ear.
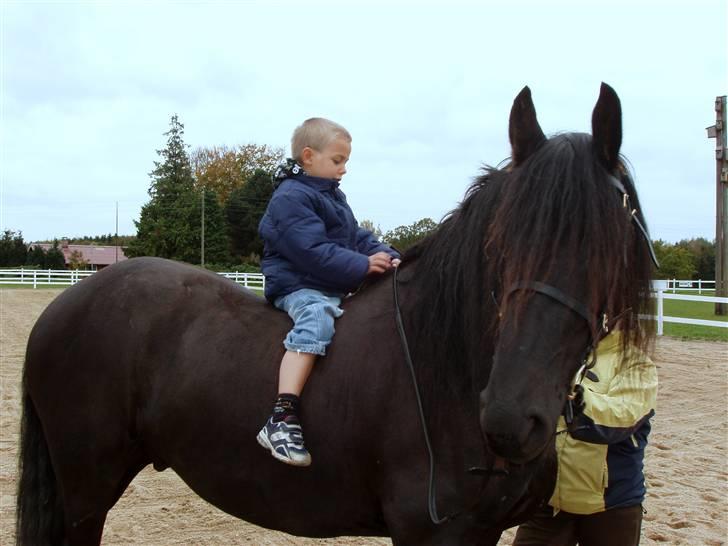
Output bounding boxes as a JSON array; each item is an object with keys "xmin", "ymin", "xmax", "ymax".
[{"xmin": 300, "ymin": 147, "xmax": 314, "ymax": 165}]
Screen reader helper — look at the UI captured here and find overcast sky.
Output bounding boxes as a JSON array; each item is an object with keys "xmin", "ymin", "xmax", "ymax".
[{"xmin": 1, "ymin": 0, "xmax": 725, "ymax": 244}]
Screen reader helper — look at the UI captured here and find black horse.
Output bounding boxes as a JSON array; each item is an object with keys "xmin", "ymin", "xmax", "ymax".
[{"xmin": 16, "ymin": 84, "xmax": 654, "ymax": 545}]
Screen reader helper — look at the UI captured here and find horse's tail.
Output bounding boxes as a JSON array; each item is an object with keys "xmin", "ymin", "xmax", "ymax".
[{"xmin": 16, "ymin": 382, "xmax": 65, "ymax": 546}]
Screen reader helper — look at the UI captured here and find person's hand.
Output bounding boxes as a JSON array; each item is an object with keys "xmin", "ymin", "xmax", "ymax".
[
  {"xmin": 367, "ymin": 252, "xmax": 394, "ymax": 274},
  {"xmin": 571, "ymin": 384, "xmax": 585, "ymax": 415},
  {"xmin": 564, "ymin": 384, "xmax": 585, "ymax": 427}
]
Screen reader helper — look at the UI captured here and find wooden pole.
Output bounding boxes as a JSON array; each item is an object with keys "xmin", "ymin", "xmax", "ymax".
[
  {"xmin": 115, "ymin": 201, "xmax": 119, "ymax": 264},
  {"xmin": 201, "ymin": 189, "xmax": 205, "ymax": 267},
  {"xmin": 708, "ymin": 96, "xmax": 728, "ymax": 314}
]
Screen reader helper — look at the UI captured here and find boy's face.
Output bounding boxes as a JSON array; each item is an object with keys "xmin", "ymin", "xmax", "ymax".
[{"xmin": 302, "ymin": 137, "xmax": 351, "ymax": 181}]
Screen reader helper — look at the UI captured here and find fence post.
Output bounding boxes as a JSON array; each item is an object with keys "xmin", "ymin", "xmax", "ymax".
[
  {"xmin": 652, "ymin": 280, "xmax": 667, "ymax": 336},
  {"xmin": 33, "ymin": 270, "xmax": 37, "ymax": 289},
  {"xmin": 698, "ymin": 279, "xmax": 702, "ymax": 294},
  {"xmin": 657, "ymin": 289, "xmax": 664, "ymax": 336}
]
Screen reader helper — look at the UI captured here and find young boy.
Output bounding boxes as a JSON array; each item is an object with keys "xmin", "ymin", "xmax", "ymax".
[{"xmin": 256, "ymin": 117, "xmax": 400, "ymax": 466}]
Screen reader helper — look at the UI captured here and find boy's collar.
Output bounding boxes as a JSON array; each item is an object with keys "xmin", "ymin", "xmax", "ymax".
[
  {"xmin": 273, "ymin": 158, "xmax": 340, "ymax": 190},
  {"xmin": 273, "ymin": 158, "xmax": 304, "ymax": 185},
  {"xmin": 295, "ymin": 172, "xmax": 340, "ymax": 190}
]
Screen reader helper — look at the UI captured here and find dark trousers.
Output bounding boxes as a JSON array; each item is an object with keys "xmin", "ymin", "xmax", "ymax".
[{"xmin": 512, "ymin": 504, "xmax": 643, "ymax": 546}]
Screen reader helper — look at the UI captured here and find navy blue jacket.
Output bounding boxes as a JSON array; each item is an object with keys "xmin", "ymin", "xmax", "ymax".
[{"xmin": 259, "ymin": 173, "xmax": 398, "ymax": 301}]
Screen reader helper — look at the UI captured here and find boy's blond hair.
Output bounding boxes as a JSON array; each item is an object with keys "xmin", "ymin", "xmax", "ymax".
[{"xmin": 291, "ymin": 118, "xmax": 351, "ymax": 161}]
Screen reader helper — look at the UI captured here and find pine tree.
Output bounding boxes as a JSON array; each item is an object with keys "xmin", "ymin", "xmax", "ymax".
[{"xmin": 127, "ymin": 115, "xmax": 231, "ymax": 264}]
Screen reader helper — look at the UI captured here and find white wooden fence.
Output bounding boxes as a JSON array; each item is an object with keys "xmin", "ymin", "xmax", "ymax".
[
  {"xmin": 665, "ymin": 278, "xmax": 716, "ymax": 294},
  {"xmin": 2, "ymin": 269, "xmax": 727, "ymax": 336},
  {"xmin": 0, "ymin": 269, "xmax": 95, "ymax": 288},
  {"xmin": 651, "ymin": 280, "xmax": 728, "ymax": 335},
  {"xmin": 217, "ymin": 271, "xmax": 265, "ymax": 290},
  {"xmin": 0, "ymin": 268, "xmax": 265, "ymax": 291}
]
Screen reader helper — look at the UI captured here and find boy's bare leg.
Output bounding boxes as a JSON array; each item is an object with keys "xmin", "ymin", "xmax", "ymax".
[{"xmin": 278, "ymin": 350, "xmax": 316, "ymax": 395}]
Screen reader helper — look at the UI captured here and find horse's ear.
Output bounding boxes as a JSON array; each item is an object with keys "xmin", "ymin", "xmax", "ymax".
[
  {"xmin": 591, "ymin": 82, "xmax": 622, "ymax": 171},
  {"xmin": 509, "ymin": 86, "xmax": 546, "ymax": 166}
]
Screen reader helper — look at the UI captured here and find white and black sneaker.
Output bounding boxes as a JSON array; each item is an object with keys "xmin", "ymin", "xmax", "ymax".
[{"xmin": 257, "ymin": 415, "xmax": 312, "ymax": 467}]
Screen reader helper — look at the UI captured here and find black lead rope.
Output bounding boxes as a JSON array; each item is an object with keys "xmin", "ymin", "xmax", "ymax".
[{"xmin": 392, "ymin": 266, "xmax": 451, "ymax": 525}]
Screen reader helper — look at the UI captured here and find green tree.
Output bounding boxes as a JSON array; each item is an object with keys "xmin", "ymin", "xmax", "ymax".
[
  {"xmin": 26, "ymin": 245, "xmax": 47, "ymax": 268},
  {"xmin": 675, "ymin": 237, "xmax": 715, "ymax": 280},
  {"xmin": 653, "ymin": 240, "xmax": 696, "ymax": 279},
  {"xmin": 0, "ymin": 230, "xmax": 28, "ymax": 266},
  {"xmin": 127, "ymin": 115, "xmax": 231, "ymax": 264},
  {"xmin": 199, "ymin": 189, "xmax": 231, "ymax": 265},
  {"xmin": 225, "ymin": 169, "xmax": 274, "ymax": 262},
  {"xmin": 383, "ymin": 218, "xmax": 438, "ymax": 252},
  {"xmin": 44, "ymin": 241, "xmax": 66, "ymax": 269}
]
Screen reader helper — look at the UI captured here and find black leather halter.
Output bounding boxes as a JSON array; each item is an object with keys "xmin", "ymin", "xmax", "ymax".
[
  {"xmin": 503, "ymin": 279, "xmax": 629, "ymax": 395},
  {"xmin": 505, "ymin": 281, "xmax": 595, "ymax": 329}
]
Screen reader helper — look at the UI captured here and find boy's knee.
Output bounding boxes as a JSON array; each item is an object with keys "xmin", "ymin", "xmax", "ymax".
[
  {"xmin": 280, "ymin": 291, "xmax": 343, "ymax": 353},
  {"xmin": 312, "ymin": 305, "xmax": 337, "ymax": 340}
]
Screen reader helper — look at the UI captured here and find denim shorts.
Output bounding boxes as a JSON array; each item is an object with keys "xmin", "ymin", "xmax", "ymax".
[{"xmin": 274, "ymin": 288, "xmax": 344, "ymax": 356}]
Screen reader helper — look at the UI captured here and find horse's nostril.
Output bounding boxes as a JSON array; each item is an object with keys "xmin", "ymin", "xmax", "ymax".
[
  {"xmin": 525, "ymin": 411, "xmax": 549, "ymax": 441},
  {"xmin": 483, "ymin": 409, "xmax": 551, "ymax": 463}
]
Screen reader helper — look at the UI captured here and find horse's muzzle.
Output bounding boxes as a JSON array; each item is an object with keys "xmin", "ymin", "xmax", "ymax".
[{"xmin": 479, "ymin": 396, "xmax": 552, "ymax": 464}]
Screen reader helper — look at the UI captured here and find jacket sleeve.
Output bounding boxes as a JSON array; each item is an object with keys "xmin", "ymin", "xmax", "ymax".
[
  {"xmin": 569, "ymin": 345, "xmax": 658, "ymax": 445},
  {"xmin": 355, "ymin": 227, "xmax": 401, "ymax": 258},
  {"xmin": 266, "ymin": 190, "xmax": 369, "ymax": 287}
]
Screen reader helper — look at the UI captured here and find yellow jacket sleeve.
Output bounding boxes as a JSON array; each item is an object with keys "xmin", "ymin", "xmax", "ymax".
[{"xmin": 569, "ymin": 333, "xmax": 657, "ymax": 444}]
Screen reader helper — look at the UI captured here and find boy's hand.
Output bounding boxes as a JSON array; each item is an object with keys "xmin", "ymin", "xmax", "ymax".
[{"xmin": 367, "ymin": 252, "xmax": 395, "ymax": 274}]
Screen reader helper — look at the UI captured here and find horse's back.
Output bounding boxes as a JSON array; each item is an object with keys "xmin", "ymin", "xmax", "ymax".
[
  {"xmin": 28, "ymin": 257, "xmax": 277, "ymax": 350},
  {"xmin": 25, "ymin": 256, "xmax": 291, "ymax": 397}
]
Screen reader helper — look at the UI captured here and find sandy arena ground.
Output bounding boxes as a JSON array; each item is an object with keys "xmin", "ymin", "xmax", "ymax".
[{"xmin": 1, "ymin": 289, "xmax": 726, "ymax": 545}]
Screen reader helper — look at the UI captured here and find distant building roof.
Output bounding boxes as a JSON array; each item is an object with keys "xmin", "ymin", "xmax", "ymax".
[{"xmin": 32, "ymin": 242, "xmax": 128, "ymax": 267}]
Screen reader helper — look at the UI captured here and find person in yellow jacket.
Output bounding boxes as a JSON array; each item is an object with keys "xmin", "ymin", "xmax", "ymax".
[{"xmin": 513, "ymin": 331, "xmax": 658, "ymax": 546}]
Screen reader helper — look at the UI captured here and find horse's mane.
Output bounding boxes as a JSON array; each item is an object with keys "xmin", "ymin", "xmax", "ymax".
[{"xmin": 404, "ymin": 133, "xmax": 655, "ymax": 395}]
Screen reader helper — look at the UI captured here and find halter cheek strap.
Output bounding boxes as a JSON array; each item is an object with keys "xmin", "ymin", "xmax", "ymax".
[{"xmin": 607, "ymin": 175, "xmax": 660, "ymax": 269}]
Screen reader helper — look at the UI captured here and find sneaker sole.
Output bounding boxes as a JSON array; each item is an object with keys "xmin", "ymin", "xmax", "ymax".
[{"xmin": 256, "ymin": 430, "xmax": 312, "ymax": 467}]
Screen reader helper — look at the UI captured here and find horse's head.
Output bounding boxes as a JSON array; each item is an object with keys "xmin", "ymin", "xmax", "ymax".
[{"xmin": 479, "ymin": 84, "xmax": 655, "ymax": 463}]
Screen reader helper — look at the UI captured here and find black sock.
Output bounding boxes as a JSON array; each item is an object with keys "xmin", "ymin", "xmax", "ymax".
[{"xmin": 271, "ymin": 393, "xmax": 300, "ymax": 423}]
